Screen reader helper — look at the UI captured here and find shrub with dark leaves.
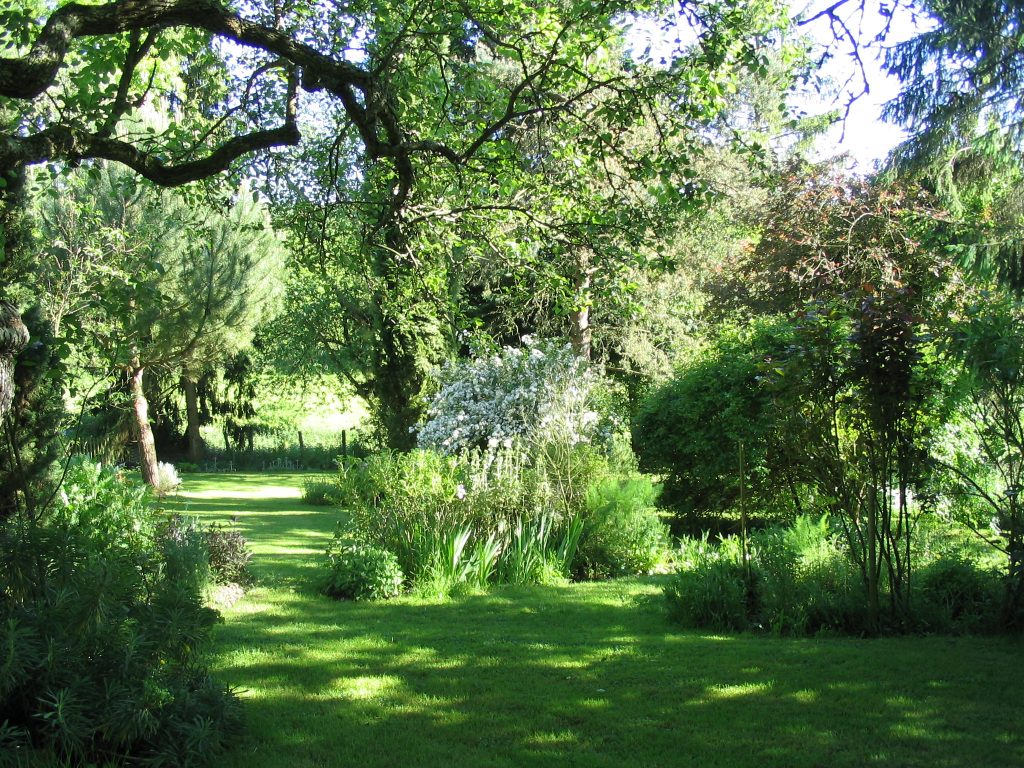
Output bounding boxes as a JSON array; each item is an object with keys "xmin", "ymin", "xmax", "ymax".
[{"xmin": 206, "ymin": 523, "xmax": 254, "ymax": 586}]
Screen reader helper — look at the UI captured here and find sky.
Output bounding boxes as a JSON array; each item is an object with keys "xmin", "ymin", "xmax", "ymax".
[
  {"xmin": 627, "ymin": 0, "xmax": 929, "ymax": 171},
  {"xmin": 797, "ymin": 0, "xmax": 927, "ymax": 170}
]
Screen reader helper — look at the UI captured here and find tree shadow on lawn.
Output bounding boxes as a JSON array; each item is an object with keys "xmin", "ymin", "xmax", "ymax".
[
  {"xmin": 165, "ymin": 476, "xmax": 1024, "ymax": 768},
  {"xmin": 162, "ymin": 479, "xmax": 343, "ymax": 585},
  {"xmin": 213, "ymin": 583, "xmax": 1024, "ymax": 768}
]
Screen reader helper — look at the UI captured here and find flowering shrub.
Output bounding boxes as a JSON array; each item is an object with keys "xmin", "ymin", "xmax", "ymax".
[
  {"xmin": 153, "ymin": 461, "xmax": 182, "ymax": 497},
  {"xmin": 417, "ymin": 338, "xmax": 610, "ymax": 455}
]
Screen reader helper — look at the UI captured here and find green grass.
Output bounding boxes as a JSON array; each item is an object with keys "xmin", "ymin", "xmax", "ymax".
[{"xmin": 167, "ymin": 473, "xmax": 1024, "ymax": 768}]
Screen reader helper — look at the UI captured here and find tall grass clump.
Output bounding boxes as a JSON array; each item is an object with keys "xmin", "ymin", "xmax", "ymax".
[
  {"xmin": 665, "ymin": 515, "xmax": 865, "ymax": 635},
  {"xmin": 330, "ymin": 447, "xmax": 598, "ymax": 595},
  {"xmin": 0, "ymin": 457, "xmax": 239, "ymax": 767}
]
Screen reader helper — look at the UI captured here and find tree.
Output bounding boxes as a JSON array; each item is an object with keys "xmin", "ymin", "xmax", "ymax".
[
  {"xmin": 752, "ymin": 170, "xmax": 956, "ymax": 631},
  {"xmin": 0, "ymin": 305, "xmax": 65, "ymax": 518},
  {"xmin": 880, "ymin": 0, "xmax": 1024, "ymax": 288},
  {"xmin": 1, "ymin": 0, "xmax": 790, "ymax": 444},
  {"xmin": 36, "ymin": 162, "xmax": 285, "ymax": 482},
  {"xmin": 941, "ymin": 290, "xmax": 1024, "ymax": 625}
]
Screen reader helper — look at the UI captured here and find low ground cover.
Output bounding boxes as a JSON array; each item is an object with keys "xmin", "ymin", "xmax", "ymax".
[{"xmin": 167, "ymin": 473, "xmax": 1024, "ymax": 768}]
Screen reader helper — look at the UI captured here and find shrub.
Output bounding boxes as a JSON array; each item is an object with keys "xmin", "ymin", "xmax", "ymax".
[
  {"xmin": 302, "ymin": 476, "xmax": 342, "ymax": 506},
  {"xmin": 750, "ymin": 516, "xmax": 863, "ymax": 635},
  {"xmin": 0, "ymin": 460, "xmax": 238, "ymax": 767},
  {"xmin": 322, "ymin": 531, "xmax": 404, "ymax": 601},
  {"xmin": 666, "ymin": 517, "xmax": 865, "ymax": 636},
  {"xmin": 205, "ymin": 523, "xmax": 255, "ymax": 586},
  {"xmin": 333, "ymin": 446, "xmax": 603, "ymax": 593},
  {"xmin": 335, "ymin": 451, "xmax": 464, "ymax": 577},
  {"xmin": 417, "ymin": 337, "xmax": 617, "ymax": 455},
  {"xmin": 917, "ymin": 555, "xmax": 1001, "ymax": 633},
  {"xmin": 632, "ymin": 318, "xmax": 801, "ymax": 526},
  {"xmin": 665, "ymin": 558, "xmax": 750, "ymax": 632},
  {"xmin": 51, "ymin": 457, "xmax": 156, "ymax": 551},
  {"xmin": 575, "ymin": 476, "xmax": 668, "ymax": 579},
  {"xmin": 153, "ymin": 461, "xmax": 183, "ymax": 497}
]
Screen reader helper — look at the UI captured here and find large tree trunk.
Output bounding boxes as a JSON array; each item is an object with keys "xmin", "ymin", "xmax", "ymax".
[
  {"xmin": 0, "ymin": 301, "xmax": 29, "ymax": 421},
  {"xmin": 370, "ymin": 223, "xmax": 424, "ymax": 451},
  {"xmin": 181, "ymin": 374, "xmax": 205, "ymax": 463},
  {"xmin": 570, "ymin": 301, "xmax": 591, "ymax": 361},
  {"xmin": 129, "ymin": 361, "xmax": 159, "ymax": 486},
  {"xmin": 569, "ymin": 254, "xmax": 592, "ymax": 361}
]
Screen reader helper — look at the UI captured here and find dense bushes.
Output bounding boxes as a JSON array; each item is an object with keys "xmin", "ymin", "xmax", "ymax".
[
  {"xmin": 576, "ymin": 477, "xmax": 668, "ymax": 579},
  {"xmin": 331, "ymin": 449, "xmax": 582, "ymax": 592},
  {"xmin": 0, "ymin": 458, "xmax": 238, "ymax": 767},
  {"xmin": 323, "ymin": 446, "xmax": 666, "ymax": 597},
  {"xmin": 302, "ymin": 475, "xmax": 343, "ymax": 505},
  {"xmin": 665, "ymin": 515, "xmax": 1009, "ymax": 636},
  {"xmin": 666, "ymin": 518, "xmax": 867, "ymax": 635},
  {"xmin": 633, "ymin": 319, "xmax": 801, "ymax": 529}
]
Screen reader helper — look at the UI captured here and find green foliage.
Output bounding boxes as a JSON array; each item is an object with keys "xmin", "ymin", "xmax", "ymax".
[
  {"xmin": 575, "ymin": 476, "xmax": 668, "ymax": 579},
  {"xmin": 302, "ymin": 476, "xmax": 343, "ymax": 506},
  {"xmin": 496, "ymin": 515, "xmax": 584, "ymax": 587},
  {"xmin": 322, "ymin": 531, "xmax": 404, "ymax": 601},
  {"xmin": 884, "ymin": 1, "xmax": 1024, "ymax": 276},
  {"xmin": 0, "ymin": 463, "xmax": 238, "ymax": 766},
  {"xmin": 334, "ymin": 447, "xmax": 602, "ymax": 593},
  {"xmin": 940, "ymin": 290, "xmax": 1024, "ymax": 623},
  {"xmin": 50, "ymin": 457, "xmax": 156, "ymax": 551},
  {"xmin": 335, "ymin": 451, "xmax": 464, "ymax": 578},
  {"xmin": 749, "ymin": 516, "xmax": 865, "ymax": 636},
  {"xmin": 633, "ymin": 317, "xmax": 799, "ymax": 525},
  {"xmin": 665, "ymin": 517, "xmax": 866, "ymax": 636},
  {"xmin": 205, "ymin": 523, "xmax": 254, "ymax": 587},
  {"xmin": 917, "ymin": 554, "xmax": 1002, "ymax": 634},
  {"xmin": 665, "ymin": 545, "xmax": 750, "ymax": 632}
]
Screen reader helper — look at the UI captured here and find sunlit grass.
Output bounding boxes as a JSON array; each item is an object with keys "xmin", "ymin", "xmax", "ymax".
[{"xmin": 167, "ymin": 473, "xmax": 1024, "ymax": 768}]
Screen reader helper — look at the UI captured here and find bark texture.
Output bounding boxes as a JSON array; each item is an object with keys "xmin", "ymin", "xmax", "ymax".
[
  {"xmin": 181, "ymin": 374, "xmax": 205, "ymax": 463},
  {"xmin": 129, "ymin": 363, "xmax": 159, "ymax": 486},
  {"xmin": 0, "ymin": 301, "xmax": 29, "ymax": 420}
]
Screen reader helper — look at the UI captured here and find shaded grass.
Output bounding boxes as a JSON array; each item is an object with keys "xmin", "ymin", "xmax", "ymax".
[{"xmin": 167, "ymin": 473, "xmax": 1024, "ymax": 768}]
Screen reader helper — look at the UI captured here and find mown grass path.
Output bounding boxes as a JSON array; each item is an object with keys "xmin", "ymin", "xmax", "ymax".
[{"xmin": 167, "ymin": 473, "xmax": 1024, "ymax": 768}]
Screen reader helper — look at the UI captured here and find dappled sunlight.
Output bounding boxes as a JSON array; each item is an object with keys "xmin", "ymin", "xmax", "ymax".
[
  {"xmin": 180, "ymin": 485, "xmax": 302, "ymax": 500},
  {"xmin": 328, "ymin": 674, "xmax": 405, "ymax": 702},
  {"xmin": 172, "ymin": 474, "xmax": 1024, "ymax": 768},
  {"xmin": 707, "ymin": 681, "xmax": 775, "ymax": 700}
]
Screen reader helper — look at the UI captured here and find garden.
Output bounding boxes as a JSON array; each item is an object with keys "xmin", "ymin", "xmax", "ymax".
[{"xmin": 2, "ymin": 0, "xmax": 1024, "ymax": 766}]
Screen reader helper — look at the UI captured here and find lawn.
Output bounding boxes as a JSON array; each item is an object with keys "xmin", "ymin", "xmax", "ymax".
[{"xmin": 167, "ymin": 473, "xmax": 1024, "ymax": 768}]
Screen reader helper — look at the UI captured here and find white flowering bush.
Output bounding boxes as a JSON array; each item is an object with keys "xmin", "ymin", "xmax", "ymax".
[
  {"xmin": 153, "ymin": 461, "xmax": 182, "ymax": 497},
  {"xmin": 417, "ymin": 337, "xmax": 609, "ymax": 455}
]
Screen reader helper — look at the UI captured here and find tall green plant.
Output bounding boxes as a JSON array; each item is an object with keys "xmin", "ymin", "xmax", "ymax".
[
  {"xmin": 0, "ymin": 459, "xmax": 238, "ymax": 766},
  {"xmin": 941, "ymin": 291, "xmax": 1024, "ymax": 624}
]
